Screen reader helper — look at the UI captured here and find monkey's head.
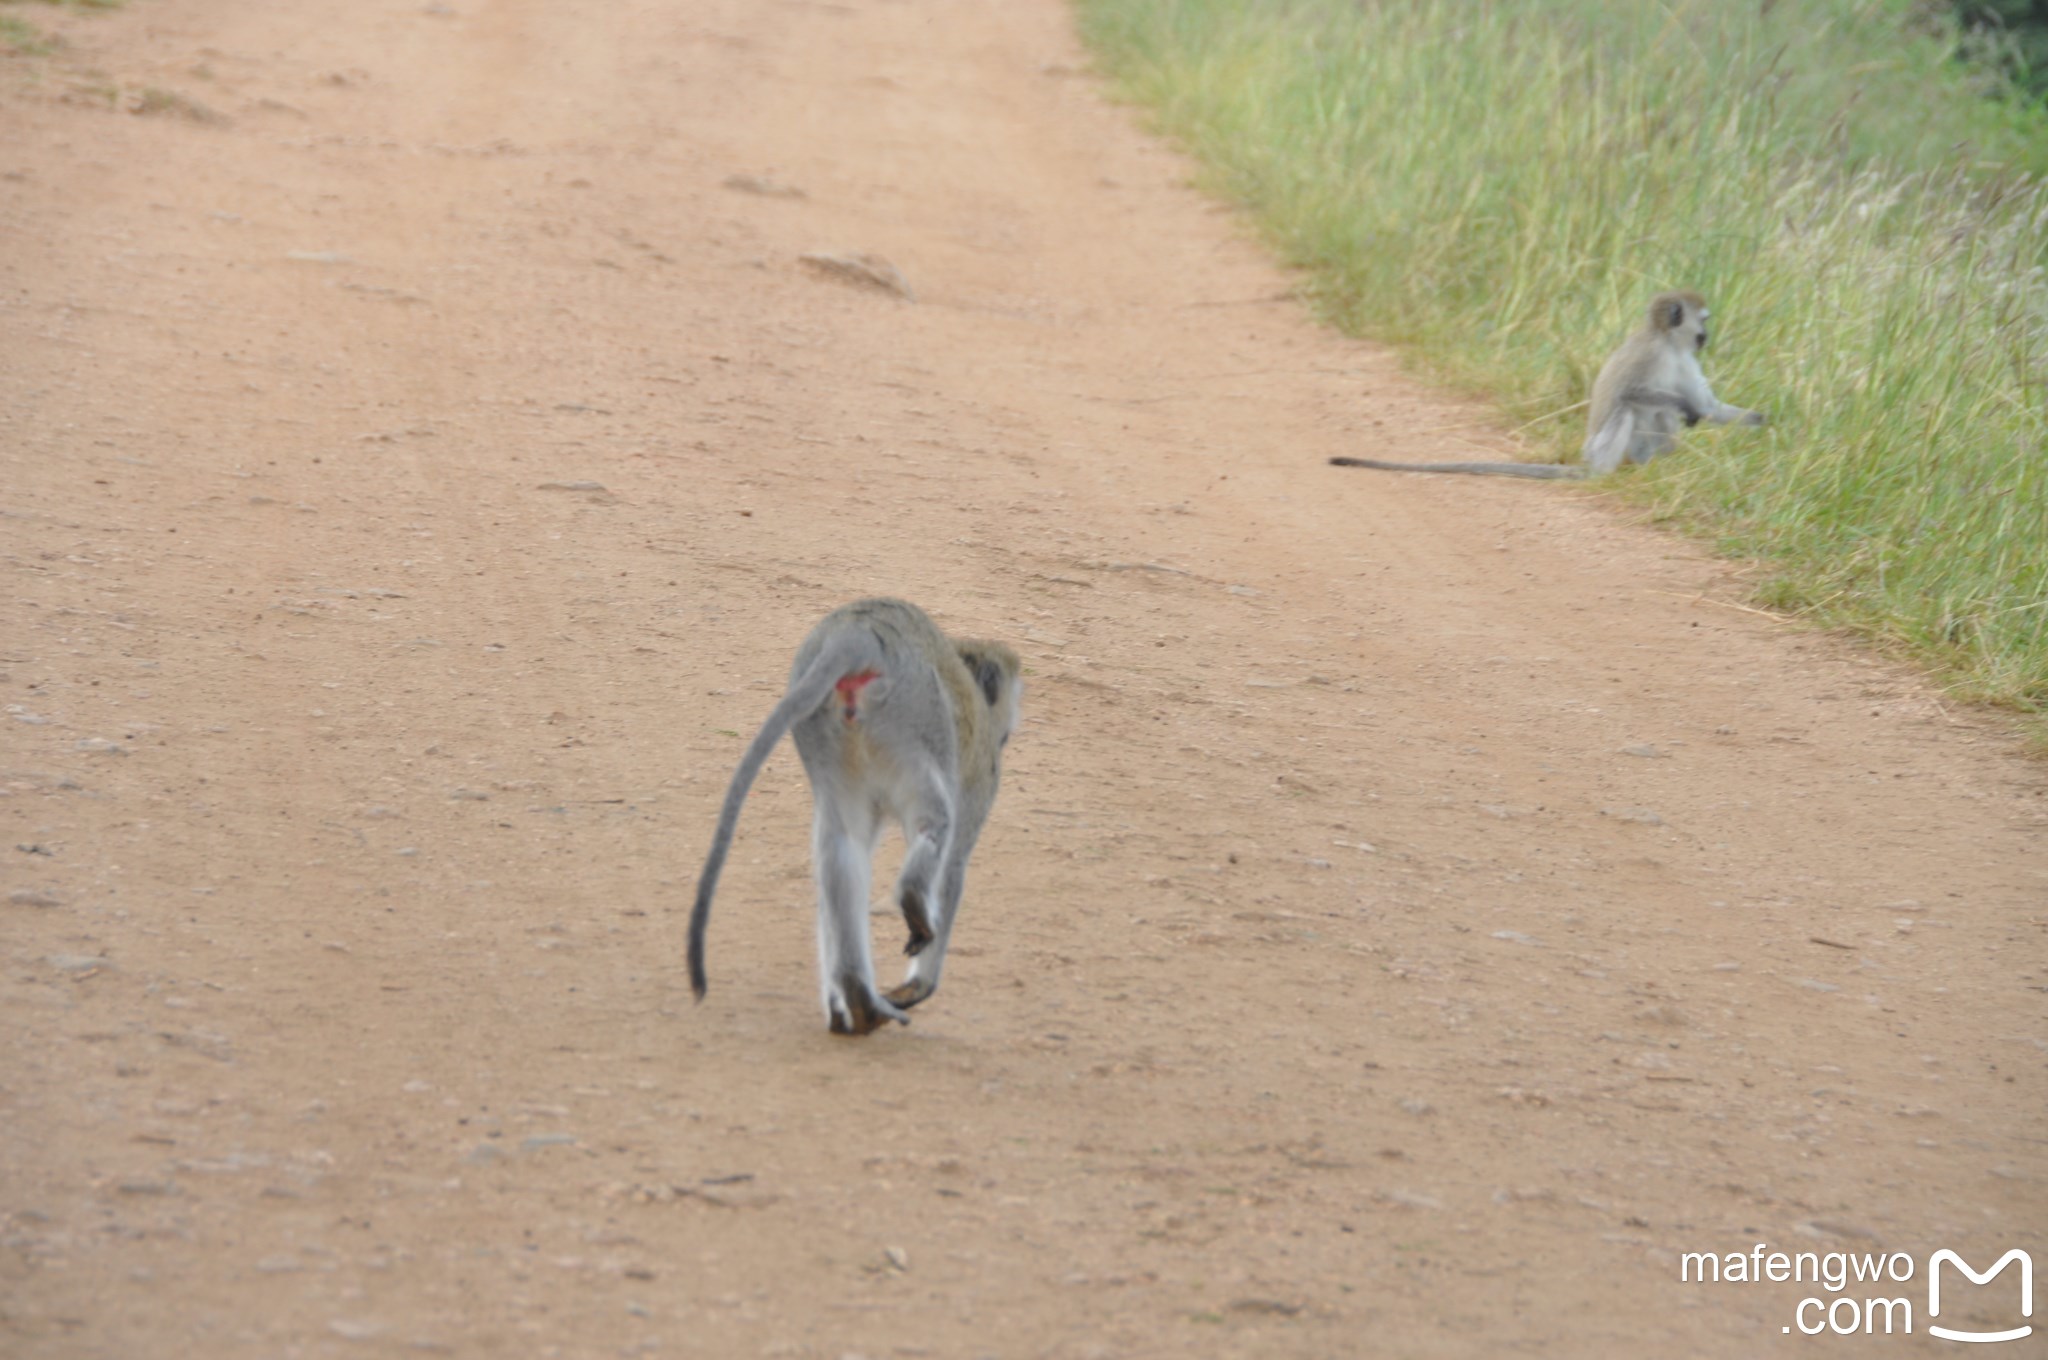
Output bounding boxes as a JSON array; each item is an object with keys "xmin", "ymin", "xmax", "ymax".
[
  {"xmin": 956, "ymin": 641, "xmax": 1024, "ymax": 749},
  {"xmin": 1652, "ymin": 290, "xmax": 1711, "ymax": 353}
]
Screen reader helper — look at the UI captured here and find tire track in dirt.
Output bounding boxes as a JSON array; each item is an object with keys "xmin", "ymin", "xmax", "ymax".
[{"xmin": 2, "ymin": 1, "xmax": 2041, "ymax": 1356}]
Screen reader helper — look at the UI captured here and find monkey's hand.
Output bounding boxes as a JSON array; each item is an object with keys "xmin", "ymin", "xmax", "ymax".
[{"xmin": 1743, "ymin": 409, "xmax": 1767, "ymax": 426}]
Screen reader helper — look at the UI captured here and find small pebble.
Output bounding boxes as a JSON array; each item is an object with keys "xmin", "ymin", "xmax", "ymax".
[
  {"xmin": 116, "ymin": 1179, "xmax": 179, "ymax": 1196},
  {"xmin": 1376, "ymin": 1188, "xmax": 1443, "ymax": 1210},
  {"xmin": 521, "ymin": 1133, "xmax": 576, "ymax": 1152},
  {"xmin": 723, "ymin": 173, "xmax": 805, "ymax": 198},
  {"xmin": 798, "ymin": 251, "xmax": 914, "ymax": 300}
]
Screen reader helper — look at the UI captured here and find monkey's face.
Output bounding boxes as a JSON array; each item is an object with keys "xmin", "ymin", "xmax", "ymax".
[{"xmin": 1656, "ymin": 293, "xmax": 1712, "ymax": 352}]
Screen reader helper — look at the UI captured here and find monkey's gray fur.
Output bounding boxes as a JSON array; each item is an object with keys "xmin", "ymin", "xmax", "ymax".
[
  {"xmin": 1330, "ymin": 291, "xmax": 1765, "ymax": 479},
  {"xmin": 688, "ymin": 598, "xmax": 1022, "ymax": 1035}
]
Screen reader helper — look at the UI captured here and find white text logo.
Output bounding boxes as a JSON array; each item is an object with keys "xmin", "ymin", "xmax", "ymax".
[{"xmin": 1927, "ymin": 1249, "xmax": 2032, "ymax": 1345}]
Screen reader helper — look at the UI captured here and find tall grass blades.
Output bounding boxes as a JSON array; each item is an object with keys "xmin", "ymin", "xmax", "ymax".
[{"xmin": 1077, "ymin": 0, "xmax": 2048, "ymax": 722}]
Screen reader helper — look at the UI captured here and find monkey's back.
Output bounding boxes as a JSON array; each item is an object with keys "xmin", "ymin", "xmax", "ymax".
[{"xmin": 786, "ymin": 598, "xmax": 966, "ymax": 785}]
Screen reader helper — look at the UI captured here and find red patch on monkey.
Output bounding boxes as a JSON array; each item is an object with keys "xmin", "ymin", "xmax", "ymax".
[{"xmin": 834, "ymin": 669, "xmax": 880, "ymax": 721}]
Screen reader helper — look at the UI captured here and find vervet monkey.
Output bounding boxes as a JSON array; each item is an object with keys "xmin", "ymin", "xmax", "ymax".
[
  {"xmin": 688, "ymin": 598, "xmax": 1023, "ymax": 1036},
  {"xmin": 1329, "ymin": 291, "xmax": 1765, "ymax": 479}
]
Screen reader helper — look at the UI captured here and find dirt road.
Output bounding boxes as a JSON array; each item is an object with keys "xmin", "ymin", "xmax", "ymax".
[{"xmin": 3, "ymin": 1, "xmax": 2043, "ymax": 1355}]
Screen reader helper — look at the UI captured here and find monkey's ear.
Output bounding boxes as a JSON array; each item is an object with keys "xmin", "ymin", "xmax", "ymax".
[
  {"xmin": 1658, "ymin": 297, "xmax": 1685, "ymax": 330},
  {"xmin": 959, "ymin": 649, "xmax": 1004, "ymax": 707}
]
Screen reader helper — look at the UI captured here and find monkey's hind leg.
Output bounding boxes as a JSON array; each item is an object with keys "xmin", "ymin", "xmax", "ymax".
[
  {"xmin": 894, "ymin": 778, "xmax": 956, "ymax": 959},
  {"xmin": 887, "ymin": 853, "xmax": 968, "ymax": 1012},
  {"xmin": 1582, "ymin": 407, "xmax": 1637, "ymax": 476},
  {"xmin": 812, "ymin": 805, "xmax": 909, "ymax": 1036}
]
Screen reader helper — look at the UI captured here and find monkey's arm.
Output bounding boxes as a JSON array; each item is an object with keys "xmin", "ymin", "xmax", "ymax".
[
  {"xmin": 1677, "ymin": 369, "xmax": 1765, "ymax": 427},
  {"xmin": 1694, "ymin": 392, "xmax": 1765, "ymax": 426}
]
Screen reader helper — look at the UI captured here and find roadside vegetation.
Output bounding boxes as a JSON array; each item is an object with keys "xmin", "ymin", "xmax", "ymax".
[
  {"xmin": 1950, "ymin": 0, "xmax": 2048, "ymax": 102},
  {"xmin": 0, "ymin": 0, "xmax": 123, "ymax": 44},
  {"xmin": 0, "ymin": 0, "xmax": 125, "ymax": 69},
  {"xmin": 1075, "ymin": 0, "xmax": 2048, "ymax": 733},
  {"xmin": 0, "ymin": 13, "xmax": 58, "ymax": 56}
]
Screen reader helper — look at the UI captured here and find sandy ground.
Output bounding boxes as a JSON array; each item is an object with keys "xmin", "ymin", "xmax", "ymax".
[{"xmin": 2, "ymin": 1, "xmax": 2044, "ymax": 1356}]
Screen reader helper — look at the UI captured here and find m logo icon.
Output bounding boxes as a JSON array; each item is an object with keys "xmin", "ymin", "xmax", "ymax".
[{"xmin": 1928, "ymin": 1249, "xmax": 2033, "ymax": 1344}]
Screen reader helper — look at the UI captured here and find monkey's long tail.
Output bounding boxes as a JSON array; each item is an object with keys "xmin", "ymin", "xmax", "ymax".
[
  {"xmin": 688, "ymin": 635, "xmax": 873, "ymax": 1000},
  {"xmin": 1329, "ymin": 456, "xmax": 1585, "ymax": 480}
]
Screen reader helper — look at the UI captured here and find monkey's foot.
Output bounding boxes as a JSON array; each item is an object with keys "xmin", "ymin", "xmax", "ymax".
[
  {"xmin": 826, "ymin": 985, "xmax": 910, "ymax": 1036},
  {"xmin": 884, "ymin": 977, "xmax": 936, "ymax": 1011},
  {"xmin": 899, "ymin": 887, "xmax": 934, "ymax": 956}
]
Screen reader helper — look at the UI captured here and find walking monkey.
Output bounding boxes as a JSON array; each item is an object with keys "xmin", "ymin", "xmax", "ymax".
[{"xmin": 688, "ymin": 598, "xmax": 1022, "ymax": 1035}]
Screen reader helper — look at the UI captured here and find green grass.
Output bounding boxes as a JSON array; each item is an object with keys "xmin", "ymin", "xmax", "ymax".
[{"xmin": 1076, "ymin": 0, "xmax": 2048, "ymax": 729}]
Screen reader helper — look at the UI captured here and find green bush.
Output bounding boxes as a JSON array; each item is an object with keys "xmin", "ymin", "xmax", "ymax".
[{"xmin": 1952, "ymin": 0, "xmax": 2048, "ymax": 101}]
